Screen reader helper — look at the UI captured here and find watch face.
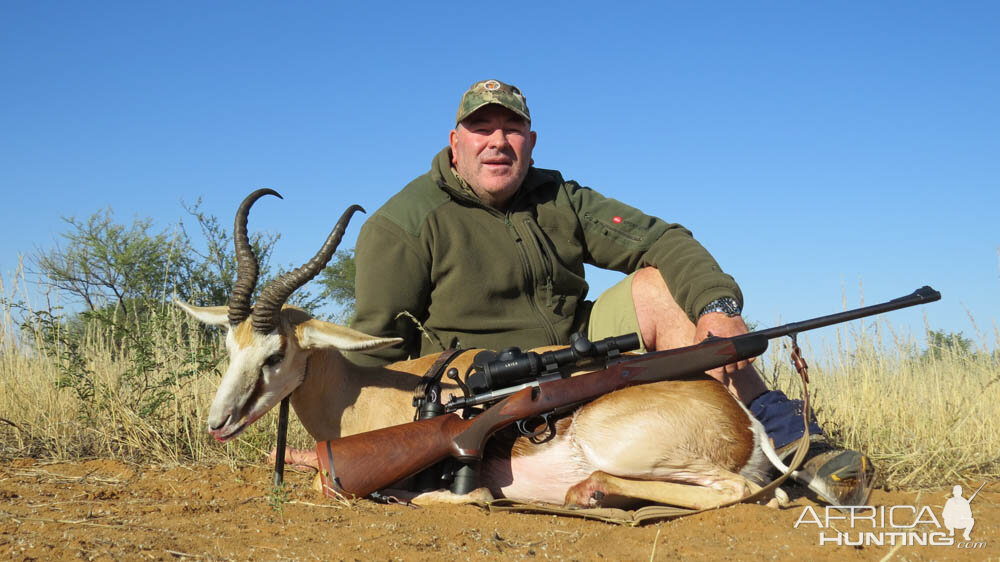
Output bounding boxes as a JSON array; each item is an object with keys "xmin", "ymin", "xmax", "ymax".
[
  {"xmin": 721, "ymin": 298, "xmax": 741, "ymax": 316},
  {"xmin": 702, "ymin": 298, "xmax": 741, "ymax": 317}
]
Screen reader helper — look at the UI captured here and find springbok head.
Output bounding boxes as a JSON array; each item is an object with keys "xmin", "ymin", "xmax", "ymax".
[{"xmin": 175, "ymin": 189, "xmax": 401, "ymax": 442}]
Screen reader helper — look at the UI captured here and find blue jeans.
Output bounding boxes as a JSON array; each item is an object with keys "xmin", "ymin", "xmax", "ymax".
[{"xmin": 749, "ymin": 390, "xmax": 824, "ymax": 449}]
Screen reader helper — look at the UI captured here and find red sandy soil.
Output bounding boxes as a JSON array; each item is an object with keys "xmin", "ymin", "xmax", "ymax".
[{"xmin": 1, "ymin": 458, "xmax": 996, "ymax": 561}]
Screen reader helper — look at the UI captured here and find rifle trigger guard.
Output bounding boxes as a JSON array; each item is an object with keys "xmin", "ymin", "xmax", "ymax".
[{"xmin": 516, "ymin": 414, "xmax": 554, "ymax": 442}]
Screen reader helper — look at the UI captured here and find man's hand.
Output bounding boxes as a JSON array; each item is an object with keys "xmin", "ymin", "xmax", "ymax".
[{"xmin": 694, "ymin": 313, "xmax": 756, "ymax": 383}]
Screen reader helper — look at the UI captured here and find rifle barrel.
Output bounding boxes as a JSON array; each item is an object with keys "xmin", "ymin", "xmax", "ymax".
[
  {"xmin": 968, "ymin": 481, "xmax": 987, "ymax": 503},
  {"xmin": 753, "ymin": 286, "xmax": 940, "ymax": 340}
]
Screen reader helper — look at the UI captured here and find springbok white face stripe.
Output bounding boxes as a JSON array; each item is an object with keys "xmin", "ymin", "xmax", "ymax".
[{"xmin": 206, "ymin": 328, "xmax": 284, "ymax": 433}]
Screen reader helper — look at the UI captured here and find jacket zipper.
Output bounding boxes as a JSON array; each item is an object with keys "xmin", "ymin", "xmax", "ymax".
[
  {"xmin": 507, "ymin": 214, "xmax": 559, "ymax": 345},
  {"xmin": 437, "ymin": 178, "xmax": 560, "ymax": 345},
  {"xmin": 523, "ymin": 218, "xmax": 555, "ymax": 307}
]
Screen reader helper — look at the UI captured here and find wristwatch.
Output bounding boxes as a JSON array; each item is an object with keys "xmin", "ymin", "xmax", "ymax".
[{"xmin": 699, "ymin": 297, "xmax": 742, "ymax": 318}]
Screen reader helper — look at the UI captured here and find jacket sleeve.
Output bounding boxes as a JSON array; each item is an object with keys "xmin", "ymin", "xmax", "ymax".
[
  {"xmin": 343, "ymin": 214, "xmax": 431, "ymax": 367},
  {"xmin": 564, "ymin": 180, "xmax": 743, "ymax": 323}
]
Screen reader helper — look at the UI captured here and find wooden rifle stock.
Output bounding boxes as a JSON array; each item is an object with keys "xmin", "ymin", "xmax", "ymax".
[
  {"xmin": 315, "ymin": 413, "xmax": 472, "ymax": 498},
  {"xmin": 315, "ymin": 286, "xmax": 941, "ymax": 499}
]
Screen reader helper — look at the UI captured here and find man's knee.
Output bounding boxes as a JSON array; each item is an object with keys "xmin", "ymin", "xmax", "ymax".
[
  {"xmin": 632, "ymin": 267, "xmax": 695, "ymax": 350},
  {"xmin": 631, "ymin": 266, "xmax": 668, "ymax": 303}
]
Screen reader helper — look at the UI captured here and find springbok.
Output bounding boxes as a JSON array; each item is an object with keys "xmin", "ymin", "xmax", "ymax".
[{"xmin": 176, "ymin": 189, "xmax": 788, "ymax": 510}]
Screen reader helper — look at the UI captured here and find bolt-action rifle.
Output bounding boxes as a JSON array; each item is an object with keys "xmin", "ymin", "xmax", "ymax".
[{"xmin": 314, "ymin": 286, "xmax": 941, "ymax": 499}]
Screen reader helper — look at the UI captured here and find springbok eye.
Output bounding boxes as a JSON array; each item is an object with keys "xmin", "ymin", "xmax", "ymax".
[{"xmin": 263, "ymin": 353, "xmax": 284, "ymax": 367}]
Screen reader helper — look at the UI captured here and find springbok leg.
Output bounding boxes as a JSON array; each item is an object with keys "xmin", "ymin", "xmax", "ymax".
[{"xmin": 564, "ymin": 470, "xmax": 760, "ymax": 510}]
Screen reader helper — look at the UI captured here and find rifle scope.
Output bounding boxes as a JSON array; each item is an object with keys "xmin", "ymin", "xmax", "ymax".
[{"xmin": 467, "ymin": 332, "xmax": 640, "ymax": 395}]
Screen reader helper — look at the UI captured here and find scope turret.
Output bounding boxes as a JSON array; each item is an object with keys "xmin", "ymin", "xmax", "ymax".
[{"xmin": 466, "ymin": 333, "xmax": 640, "ymax": 395}]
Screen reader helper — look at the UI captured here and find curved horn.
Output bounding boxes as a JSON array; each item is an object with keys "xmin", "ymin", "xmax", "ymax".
[
  {"xmin": 252, "ymin": 204, "xmax": 366, "ymax": 334},
  {"xmin": 227, "ymin": 188, "xmax": 283, "ymax": 326}
]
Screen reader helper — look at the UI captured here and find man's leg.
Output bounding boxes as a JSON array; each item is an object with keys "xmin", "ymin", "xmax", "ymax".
[
  {"xmin": 592, "ymin": 270, "xmax": 803, "ymax": 412},
  {"xmin": 630, "ymin": 267, "xmax": 767, "ymax": 404},
  {"xmin": 627, "ymin": 267, "xmax": 824, "ymax": 446}
]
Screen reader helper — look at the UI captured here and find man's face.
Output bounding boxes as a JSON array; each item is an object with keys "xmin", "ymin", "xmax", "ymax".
[{"xmin": 449, "ymin": 105, "xmax": 537, "ymax": 210}]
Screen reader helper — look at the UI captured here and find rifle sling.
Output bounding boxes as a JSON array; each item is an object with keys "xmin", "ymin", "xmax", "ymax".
[
  {"xmin": 412, "ymin": 348, "xmax": 467, "ymax": 419},
  {"xmin": 320, "ymin": 440, "xmax": 339, "ymax": 497}
]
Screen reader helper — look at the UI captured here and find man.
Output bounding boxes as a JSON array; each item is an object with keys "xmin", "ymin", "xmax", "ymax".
[
  {"xmin": 943, "ymin": 484, "xmax": 977, "ymax": 541},
  {"xmin": 347, "ymin": 79, "xmax": 873, "ymax": 505}
]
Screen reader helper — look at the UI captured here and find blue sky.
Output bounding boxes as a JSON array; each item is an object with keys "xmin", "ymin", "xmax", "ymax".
[{"xmin": 2, "ymin": 2, "xmax": 997, "ymax": 351}]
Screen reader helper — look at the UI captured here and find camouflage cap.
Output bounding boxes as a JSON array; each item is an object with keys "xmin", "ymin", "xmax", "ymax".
[{"xmin": 455, "ymin": 79, "xmax": 530, "ymax": 125}]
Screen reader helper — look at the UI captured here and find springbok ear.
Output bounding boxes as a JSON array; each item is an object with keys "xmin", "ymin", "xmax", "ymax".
[
  {"xmin": 173, "ymin": 300, "xmax": 230, "ymax": 327},
  {"xmin": 296, "ymin": 319, "xmax": 403, "ymax": 351}
]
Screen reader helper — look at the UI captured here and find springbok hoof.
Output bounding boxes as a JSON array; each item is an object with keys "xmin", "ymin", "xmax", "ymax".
[
  {"xmin": 765, "ymin": 487, "xmax": 790, "ymax": 509},
  {"xmin": 564, "ymin": 475, "xmax": 609, "ymax": 508}
]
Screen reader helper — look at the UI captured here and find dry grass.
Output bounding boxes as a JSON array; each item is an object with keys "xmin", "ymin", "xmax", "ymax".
[
  {"xmin": 760, "ymin": 317, "xmax": 1000, "ymax": 490},
  {"xmin": 3, "ymin": 267, "xmax": 998, "ymax": 489},
  {"xmin": 0, "ymin": 268, "xmax": 314, "ymax": 468}
]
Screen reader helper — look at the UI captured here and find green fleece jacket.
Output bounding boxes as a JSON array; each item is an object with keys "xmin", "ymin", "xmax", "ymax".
[{"xmin": 346, "ymin": 147, "xmax": 742, "ymax": 366}]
